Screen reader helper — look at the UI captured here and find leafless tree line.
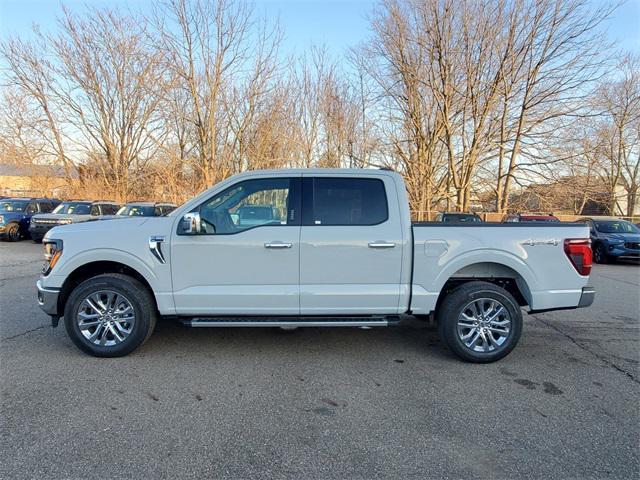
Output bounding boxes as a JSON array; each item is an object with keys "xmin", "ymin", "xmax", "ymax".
[{"xmin": 0, "ymin": 0, "xmax": 637, "ymax": 217}]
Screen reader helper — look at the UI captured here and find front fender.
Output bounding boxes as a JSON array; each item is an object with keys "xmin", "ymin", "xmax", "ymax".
[{"xmin": 51, "ymin": 248, "xmax": 160, "ymax": 288}]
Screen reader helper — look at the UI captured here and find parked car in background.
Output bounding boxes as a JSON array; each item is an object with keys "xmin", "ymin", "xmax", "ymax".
[
  {"xmin": 434, "ymin": 212, "xmax": 483, "ymax": 223},
  {"xmin": 236, "ymin": 204, "xmax": 282, "ymax": 227},
  {"xmin": 36, "ymin": 168, "xmax": 594, "ymax": 362},
  {"xmin": 29, "ymin": 200, "xmax": 120, "ymax": 242},
  {"xmin": 577, "ymin": 217, "xmax": 640, "ymax": 263},
  {"xmin": 0, "ymin": 198, "xmax": 61, "ymax": 241},
  {"xmin": 113, "ymin": 202, "xmax": 177, "ymax": 218},
  {"xmin": 503, "ymin": 213, "xmax": 560, "ymax": 222}
]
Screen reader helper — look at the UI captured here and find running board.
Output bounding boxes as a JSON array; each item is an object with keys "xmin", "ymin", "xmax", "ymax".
[{"xmin": 182, "ymin": 316, "xmax": 400, "ymax": 328}]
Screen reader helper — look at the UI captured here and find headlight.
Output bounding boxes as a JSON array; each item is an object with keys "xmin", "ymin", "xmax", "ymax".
[{"xmin": 42, "ymin": 239, "xmax": 63, "ymax": 275}]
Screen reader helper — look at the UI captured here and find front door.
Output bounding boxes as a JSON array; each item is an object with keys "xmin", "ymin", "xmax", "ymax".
[
  {"xmin": 171, "ymin": 176, "xmax": 301, "ymax": 315},
  {"xmin": 299, "ymin": 175, "xmax": 404, "ymax": 314}
]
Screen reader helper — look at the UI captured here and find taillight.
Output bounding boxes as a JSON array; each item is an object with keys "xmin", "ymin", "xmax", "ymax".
[{"xmin": 564, "ymin": 238, "xmax": 592, "ymax": 276}]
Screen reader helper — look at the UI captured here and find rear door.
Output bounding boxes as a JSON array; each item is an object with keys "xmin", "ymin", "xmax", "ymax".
[{"xmin": 299, "ymin": 175, "xmax": 404, "ymax": 314}]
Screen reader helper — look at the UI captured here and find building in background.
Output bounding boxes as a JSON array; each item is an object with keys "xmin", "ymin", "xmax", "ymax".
[{"xmin": 0, "ymin": 163, "xmax": 78, "ymax": 198}]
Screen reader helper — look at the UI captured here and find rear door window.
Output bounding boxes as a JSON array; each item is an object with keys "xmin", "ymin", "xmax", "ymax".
[{"xmin": 303, "ymin": 177, "xmax": 388, "ymax": 226}]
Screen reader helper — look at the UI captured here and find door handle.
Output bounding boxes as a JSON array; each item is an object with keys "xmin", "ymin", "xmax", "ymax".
[
  {"xmin": 368, "ymin": 242, "xmax": 395, "ymax": 248},
  {"xmin": 264, "ymin": 242, "xmax": 293, "ymax": 249}
]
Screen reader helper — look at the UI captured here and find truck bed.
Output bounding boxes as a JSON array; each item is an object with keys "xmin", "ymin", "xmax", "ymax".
[{"xmin": 408, "ymin": 222, "xmax": 591, "ymax": 314}]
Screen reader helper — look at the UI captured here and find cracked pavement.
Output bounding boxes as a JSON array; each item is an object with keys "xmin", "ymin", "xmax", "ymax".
[{"xmin": 1, "ymin": 241, "xmax": 639, "ymax": 479}]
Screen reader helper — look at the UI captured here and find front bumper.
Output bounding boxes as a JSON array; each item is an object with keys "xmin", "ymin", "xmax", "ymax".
[
  {"xmin": 0, "ymin": 224, "xmax": 7, "ymax": 238},
  {"xmin": 37, "ymin": 279, "xmax": 61, "ymax": 316},
  {"xmin": 577, "ymin": 286, "xmax": 595, "ymax": 308},
  {"xmin": 607, "ymin": 243, "xmax": 640, "ymax": 258},
  {"xmin": 29, "ymin": 223, "xmax": 56, "ymax": 238}
]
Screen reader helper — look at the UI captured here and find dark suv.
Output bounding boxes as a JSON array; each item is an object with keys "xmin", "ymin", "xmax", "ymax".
[
  {"xmin": 578, "ymin": 217, "xmax": 640, "ymax": 263},
  {"xmin": 29, "ymin": 200, "xmax": 120, "ymax": 242},
  {"xmin": 434, "ymin": 212, "xmax": 483, "ymax": 223},
  {"xmin": 0, "ymin": 198, "xmax": 61, "ymax": 241},
  {"xmin": 113, "ymin": 202, "xmax": 177, "ymax": 217},
  {"xmin": 502, "ymin": 213, "xmax": 560, "ymax": 222}
]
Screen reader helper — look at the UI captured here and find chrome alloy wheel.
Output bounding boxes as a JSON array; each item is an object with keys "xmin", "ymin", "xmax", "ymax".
[
  {"xmin": 456, "ymin": 298, "xmax": 512, "ymax": 352},
  {"xmin": 76, "ymin": 290, "xmax": 136, "ymax": 346}
]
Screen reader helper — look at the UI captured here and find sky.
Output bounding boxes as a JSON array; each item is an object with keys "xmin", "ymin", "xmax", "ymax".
[{"xmin": 0, "ymin": 0, "xmax": 638, "ymax": 57}]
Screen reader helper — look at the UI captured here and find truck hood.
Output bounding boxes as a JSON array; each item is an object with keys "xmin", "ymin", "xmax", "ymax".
[
  {"xmin": 603, "ymin": 233, "xmax": 640, "ymax": 242},
  {"xmin": 32, "ymin": 213, "xmax": 94, "ymax": 223},
  {"xmin": 44, "ymin": 216, "xmax": 174, "ymax": 241}
]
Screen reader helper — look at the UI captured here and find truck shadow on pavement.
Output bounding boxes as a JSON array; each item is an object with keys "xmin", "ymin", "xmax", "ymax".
[{"xmin": 142, "ymin": 318, "xmax": 448, "ymax": 361}]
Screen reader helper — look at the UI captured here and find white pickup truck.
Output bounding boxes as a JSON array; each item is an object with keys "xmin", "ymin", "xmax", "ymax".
[{"xmin": 36, "ymin": 169, "xmax": 594, "ymax": 362}]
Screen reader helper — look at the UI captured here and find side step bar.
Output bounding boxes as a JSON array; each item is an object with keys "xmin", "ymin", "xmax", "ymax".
[{"xmin": 182, "ymin": 316, "xmax": 401, "ymax": 328}]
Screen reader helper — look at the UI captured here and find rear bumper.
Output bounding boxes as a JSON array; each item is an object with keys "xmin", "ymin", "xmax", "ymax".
[
  {"xmin": 577, "ymin": 286, "xmax": 595, "ymax": 308},
  {"xmin": 529, "ymin": 286, "xmax": 595, "ymax": 314},
  {"xmin": 37, "ymin": 279, "xmax": 61, "ymax": 316}
]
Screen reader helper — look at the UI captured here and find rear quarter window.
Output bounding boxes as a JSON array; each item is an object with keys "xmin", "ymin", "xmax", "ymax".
[{"xmin": 304, "ymin": 177, "xmax": 388, "ymax": 226}]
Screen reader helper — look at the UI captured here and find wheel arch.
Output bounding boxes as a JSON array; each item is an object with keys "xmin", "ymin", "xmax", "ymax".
[
  {"xmin": 435, "ymin": 262, "xmax": 532, "ymax": 311},
  {"xmin": 57, "ymin": 261, "xmax": 156, "ymax": 315}
]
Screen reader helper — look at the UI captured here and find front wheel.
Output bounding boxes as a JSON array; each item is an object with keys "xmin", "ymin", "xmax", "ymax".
[
  {"xmin": 64, "ymin": 273, "xmax": 157, "ymax": 357},
  {"xmin": 593, "ymin": 244, "xmax": 610, "ymax": 264},
  {"xmin": 437, "ymin": 281, "xmax": 523, "ymax": 363}
]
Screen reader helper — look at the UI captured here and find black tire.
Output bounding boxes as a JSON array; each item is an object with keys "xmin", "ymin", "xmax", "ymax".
[
  {"xmin": 5, "ymin": 222, "xmax": 21, "ymax": 242},
  {"xmin": 63, "ymin": 273, "xmax": 157, "ymax": 357},
  {"xmin": 437, "ymin": 281, "xmax": 523, "ymax": 363},
  {"xmin": 593, "ymin": 243, "xmax": 609, "ymax": 264}
]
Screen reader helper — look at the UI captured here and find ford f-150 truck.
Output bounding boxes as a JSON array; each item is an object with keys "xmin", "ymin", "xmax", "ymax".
[{"xmin": 36, "ymin": 169, "xmax": 594, "ymax": 362}]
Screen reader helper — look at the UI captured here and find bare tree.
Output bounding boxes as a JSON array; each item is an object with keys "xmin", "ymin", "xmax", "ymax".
[
  {"xmin": 155, "ymin": 0, "xmax": 256, "ymax": 189},
  {"xmin": 596, "ymin": 55, "xmax": 640, "ymax": 216},
  {"xmin": 1, "ymin": 34, "xmax": 72, "ymax": 177}
]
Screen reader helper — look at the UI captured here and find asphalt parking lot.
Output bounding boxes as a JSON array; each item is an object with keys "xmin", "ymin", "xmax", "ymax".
[{"xmin": 1, "ymin": 241, "xmax": 638, "ymax": 479}]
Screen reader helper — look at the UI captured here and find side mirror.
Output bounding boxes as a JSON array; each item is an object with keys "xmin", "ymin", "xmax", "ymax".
[{"xmin": 181, "ymin": 212, "xmax": 201, "ymax": 234}]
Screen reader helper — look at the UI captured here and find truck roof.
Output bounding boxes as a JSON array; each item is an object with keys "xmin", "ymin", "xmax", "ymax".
[{"xmin": 234, "ymin": 168, "xmax": 399, "ymax": 177}]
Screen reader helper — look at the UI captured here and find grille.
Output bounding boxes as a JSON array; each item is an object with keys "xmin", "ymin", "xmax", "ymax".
[
  {"xmin": 625, "ymin": 242, "xmax": 640, "ymax": 250},
  {"xmin": 34, "ymin": 219, "xmax": 62, "ymax": 225}
]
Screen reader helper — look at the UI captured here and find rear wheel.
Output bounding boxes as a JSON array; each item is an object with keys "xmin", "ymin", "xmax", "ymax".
[
  {"xmin": 64, "ymin": 273, "xmax": 157, "ymax": 357},
  {"xmin": 5, "ymin": 222, "xmax": 21, "ymax": 242},
  {"xmin": 437, "ymin": 281, "xmax": 522, "ymax": 363}
]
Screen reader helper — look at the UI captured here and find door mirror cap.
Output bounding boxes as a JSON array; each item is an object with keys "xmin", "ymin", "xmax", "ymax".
[{"xmin": 181, "ymin": 212, "xmax": 201, "ymax": 234}]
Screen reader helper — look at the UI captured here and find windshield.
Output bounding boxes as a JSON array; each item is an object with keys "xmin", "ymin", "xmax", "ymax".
[
  {"xmin": 0, "ymin": 200, "xmax": 28, "ymax": 212},
  {"xmin": 117, "ymin": 205, "xmax": 156, "ymax": 216},
  {"xmin": 594, "ymin": 220, "xmax": 639, "ymax": 234},
  {"xmin": 52, "ymin": 202, "xmax": 91, "ymax": 215}
]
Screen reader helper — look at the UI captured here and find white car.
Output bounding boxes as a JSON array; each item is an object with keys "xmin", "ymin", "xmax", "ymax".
[{"xmin": 36, "ymin": 169, "xmax": 594, "ymax": 362}]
